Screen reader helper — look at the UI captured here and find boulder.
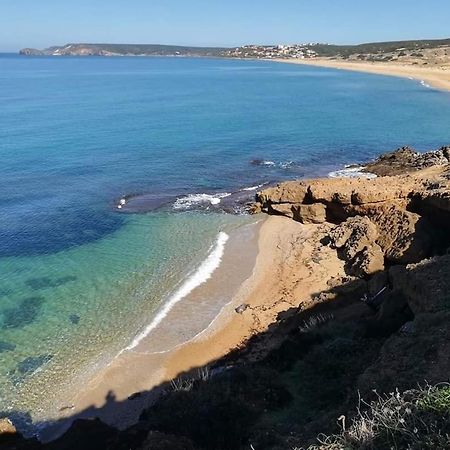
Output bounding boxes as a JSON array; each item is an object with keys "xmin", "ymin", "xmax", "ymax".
[
  {"xmin": 370, "ymin": 205, "xmax": 432, "ymax": 264},
  {"xmin": 328, "ymin": 216, "xmax": 385, "ymax": 277},
  {"xmin": 292, "ymin": 203, "xmax": 326, "ymax": 224},
  {"xmin": 364, "ymin": 146, "xmax": 450, "ymax": 176},
  {"xmin": 268, "ymin": 203, "xmax": 295, "ymax": 218},
  {"xmin": 256, "ymin": 182, "xmax": 308, "ymax": 205},
  {"xmin": 390, "ymin": 254, "xmax": 450, "ymax": 314},
  {"xmin": 350, "ymin": 243, "xmax": 385, "ymax": 277},
  {"xmin": 0, "ymin": 418, "xmax": 16, "ymax": 435},
  {"xmin": 329, "ymin": 216, "xmax": 379, "ymax": 260}
]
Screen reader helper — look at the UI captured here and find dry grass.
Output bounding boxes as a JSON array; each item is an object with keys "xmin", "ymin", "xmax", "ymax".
[
  {"xmin": 298, "ymin": 313, "xmax": 334, "ymax": 333},
  {"xmin": 307, "ymin": 383, "xmax": 450, "ymax": 450}
]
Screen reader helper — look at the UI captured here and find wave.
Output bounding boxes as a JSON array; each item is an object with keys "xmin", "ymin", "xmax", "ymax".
[
  {"xmin": 241, "ymin": 183, "xmax": 265, "ymax": 191},
  {"xmin": 125, "ymin": 231, "xmax": 229, "ymax": 351},
  {"xmin": 173, "ymin": 192, "xmax": 231, "ymax": 210},
  {"xmin": 328, "ymin": 165, "xmax": 377, "ymax": 179},
  {"xmin": 250, "ymin": 159, "xmax": 299, "ymax": 169},
  {"xmin": 420, "ymin": 80, "xmax": 432, "ymax": 89}
]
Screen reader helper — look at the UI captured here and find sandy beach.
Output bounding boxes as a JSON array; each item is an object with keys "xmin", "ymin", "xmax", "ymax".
[
  {"xmin": 42, "ymin": 214, "xmax": 346, "ymax": 439},
  {"xmin": 275, "ymin": 58, "xmax": 450, "ymax": 92}
]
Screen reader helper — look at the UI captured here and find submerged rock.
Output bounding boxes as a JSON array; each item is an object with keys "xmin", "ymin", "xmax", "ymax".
[
  {"xmin": 1, "ymin": 296, "xmax": 45, "ymax": 329},
  {"xmin": 0, "ymin": 341, "xmax": 16, "ymax": 353},
  {"xmin": 9, "ymin": 354, "xmax": 53, "ymax": 385}
]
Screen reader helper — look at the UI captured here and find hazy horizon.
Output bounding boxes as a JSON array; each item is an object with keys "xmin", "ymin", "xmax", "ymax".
[{"xmin": 1, "ymin": 0, "xmax": 450, "ymax": 52}]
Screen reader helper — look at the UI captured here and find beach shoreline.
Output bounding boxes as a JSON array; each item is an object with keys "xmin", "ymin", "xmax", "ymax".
[
  {"xmin": 40, "ymin": 213, "xmax": 348, "ymax": 441},
  {"xmin": 40, "ymin": 218, "xmax": 264, "ymax": 439},
  {"xmin": 273, "ymin": 57, "xmax": 450, "ymax": 92},
  {"xmin": 30, "ymin": 59, "xmax": 450, "ymax": 443}
]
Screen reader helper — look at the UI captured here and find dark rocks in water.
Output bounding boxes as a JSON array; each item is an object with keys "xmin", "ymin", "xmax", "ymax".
[
  {"xmin": 26, "ymin": 276, "xmax": 77, "ymax": 291},
  {"xmin": 55, "ymin": 275, "xmax": 77, "ymax": 286},
  {"xmin": 250, "ymin": 159, "xmax": 266, "ymax": 166},
  {"xmin": 118, "ymin": 189, "xmax": 257, "ymax": 215},
  {"xmin": 69, "ymin": 314, "xmax": 80, "ymax": 325},
  {"xmin": 0, "ymin": 288, "xmax": 13, "ymax": 298},
  {"xmin": 9, "ymin": 354, "xmax": 53, "ymax": 385},
  {"xmin": 218, "ymin": 190, "xmax": 255, "ymax": 214},
  {"xmin": 116, "ymin": 193, "xmax": 178, "ymax": 213},
  {"xmin": 26, "ymin": 277, "xmax": 53, "ymax": 290},
  {"xmin": 0, "ymin": 341, "xmax": 16, "ymax": 353},
  {"xmin": 2, "ymin": 296, "xmax": 45, "ymax": 329},
  {"xmin": 365, "ymin": 146, "xmax": 450, "ymax": 176},
  {"xmin": 17, "ymin": 355, "xmax": 53, "ymax": 376}
]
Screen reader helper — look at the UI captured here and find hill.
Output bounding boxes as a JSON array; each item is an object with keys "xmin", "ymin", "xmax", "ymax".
[
  {"xmin": 19, "ymin": 38, "xmax": 450, "ymax": 59},
  {"xmin": 19, "ymin": 43, "xmax": 231, "ymax": 57}
]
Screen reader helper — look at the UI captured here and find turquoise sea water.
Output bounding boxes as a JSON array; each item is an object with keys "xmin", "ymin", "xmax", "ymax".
[{"xmin": 1, "ymin": 54, "xmax": 450, "ymax": 431}]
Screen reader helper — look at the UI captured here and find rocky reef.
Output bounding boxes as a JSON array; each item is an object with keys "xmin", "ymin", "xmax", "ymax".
[{"xmin": 3, "ymin": 146, "xmax": 450, "ymax": 450}]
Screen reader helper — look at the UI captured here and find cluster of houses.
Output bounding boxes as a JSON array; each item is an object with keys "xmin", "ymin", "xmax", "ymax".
[{"xmin": 226, "ymin": 44, "xmax": 318, "ymax": 59}]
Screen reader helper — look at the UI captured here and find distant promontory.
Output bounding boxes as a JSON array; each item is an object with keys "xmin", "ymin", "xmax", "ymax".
[{"xmin": 19, "ymin": 43, "xmax": 231, "ymax": 57}]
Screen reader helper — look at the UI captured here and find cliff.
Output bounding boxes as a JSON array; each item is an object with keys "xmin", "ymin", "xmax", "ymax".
[{"xmin": 3, "ymin": 146, "xmax": 450, "ymax": 449}]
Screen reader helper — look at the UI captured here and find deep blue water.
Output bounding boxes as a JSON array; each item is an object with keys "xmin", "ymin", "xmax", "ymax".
[
  {"xmin": 1, "ymin": 54, "xmax": 450, "ymax": 429},
  {"xmin": 2, "ymin": 55, "xmax": 450, "ymax": 257}
]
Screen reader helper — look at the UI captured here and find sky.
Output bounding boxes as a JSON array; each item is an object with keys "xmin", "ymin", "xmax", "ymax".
[{"xmin": 0, "ymin": 0, "xmax": 449, "ymax": 52}]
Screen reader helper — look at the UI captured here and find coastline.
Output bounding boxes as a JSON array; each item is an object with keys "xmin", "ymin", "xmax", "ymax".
[
  {"xmin": 273, "ymin": 58, "xmax": 450, "ymax": 92},
  {"xmin": 41, "ymin": 214, "xmax": 347, "ymax": 440},
  {"xmin": 19, "ymin": 58, "xmax": 450, "ymax": 444},
  {"xmin": 40, "ymin": 218, "xmax": 263, "ymax": 438},
  {"xmin": 163, "ymin": 215, "xmax": 344, "ymax": 378}
]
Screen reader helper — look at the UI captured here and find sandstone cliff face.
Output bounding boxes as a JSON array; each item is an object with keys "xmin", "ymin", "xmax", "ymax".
[
  {"xmin": 255, "ymin": 146, "xmax": 450, "ymax": 398},
  {"xmin": 256, "ymin": 148, "xmax": 450, "ymax": 268}
]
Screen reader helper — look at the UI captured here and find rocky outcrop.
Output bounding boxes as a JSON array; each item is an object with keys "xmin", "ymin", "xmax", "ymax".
[
  {"xmin": 364, "ymin": 146, "xmax": 450, "ymax": 176},
  {"xmin": 0, "ymin": 418, "xmax": 16, "ymax": 435},
  {"xmin": 255, "ymin": 147, "xmax": 450, "ymax": 270},
  {"xmin": 253, "ymin": 147, "xmax": 450, "ymax": 404},
  {"xmin": 327, "ymin": 216, "xmax": 384, "ymax": 277},
  {"xmin": 369, "ymin": 204, "xmax": 432, "ymax": 263},
  {"xmin": 389, "ymin": 254, "xmax": 450, "ymax": 314}
]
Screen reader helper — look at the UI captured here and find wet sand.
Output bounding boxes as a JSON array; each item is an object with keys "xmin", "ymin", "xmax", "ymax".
[{"xmin": 275, "ymin": 58, "xmax": 450, "ymax": 92}]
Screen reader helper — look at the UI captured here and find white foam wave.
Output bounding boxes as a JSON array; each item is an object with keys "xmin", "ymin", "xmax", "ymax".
[
  {"xmin": 125, "ymin": 231, "xmax": 229, "ymax": 351},
  {"xmin": 279, "ymin": 160, "xmax": 294, "ymax": 169},
  {"xmin": 241, "ymin": 183, "xmax": 265, "ymax": 191},
  {"xmin": 261, "ymin": 160, "xmax": 276, "ymax": 166},
  {"xmin": 328, "ymin": 166, "xmax": 377, "ymax": 179},
  {"xmin": 420, "ymin": 80, "xmax": 432, "ymax": 89},
  {"xmin": 173, "ymin": 192, "xmax": 231, "ymax": 209}
]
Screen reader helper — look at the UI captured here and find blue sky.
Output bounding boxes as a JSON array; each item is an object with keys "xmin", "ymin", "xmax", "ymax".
[{"xmin": 1, "ymin": 0, "xmax": 449, "ymax": 51}]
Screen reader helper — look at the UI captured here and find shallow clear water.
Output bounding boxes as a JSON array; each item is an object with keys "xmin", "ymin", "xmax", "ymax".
[{"xmin": 1, "ymin": 54, "xmax": 450, "ymax": 428}]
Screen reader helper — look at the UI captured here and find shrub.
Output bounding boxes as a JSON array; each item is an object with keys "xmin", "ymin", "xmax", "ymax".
[{"xmin": 308, "ymin": 383, "xmax": 450, "ymax": 449}]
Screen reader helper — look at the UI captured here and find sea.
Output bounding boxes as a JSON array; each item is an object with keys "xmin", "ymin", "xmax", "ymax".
[{"xmin": 1, "ymin": 54, "xmax": 450, "ymax": 434}]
